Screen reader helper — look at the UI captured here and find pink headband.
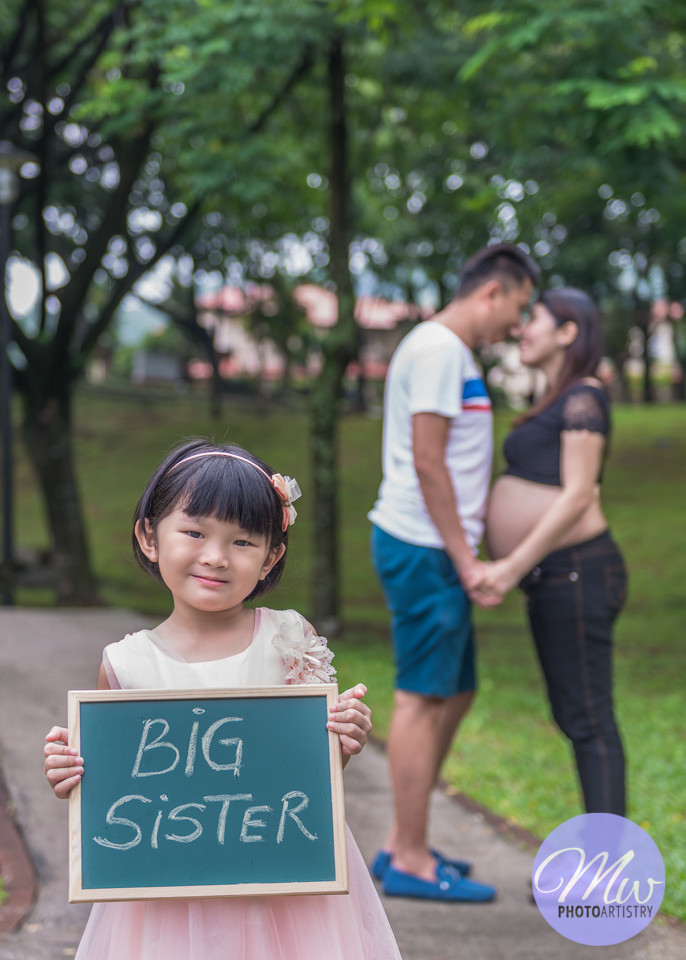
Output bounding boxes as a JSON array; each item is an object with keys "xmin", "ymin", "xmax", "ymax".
[{"xmin": 171, "ymin": 452, "xmax": 301, "ymax": 531}]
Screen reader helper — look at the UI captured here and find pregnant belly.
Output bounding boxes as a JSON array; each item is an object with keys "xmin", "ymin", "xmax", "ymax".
[{"xmin": 485, "ymin": 475, "xmax": 563, "ymax": 559}]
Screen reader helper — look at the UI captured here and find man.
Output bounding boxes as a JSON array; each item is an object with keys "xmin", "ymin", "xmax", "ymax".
[{"xmin": 368, "ymin": 243, "xmax": 540, "ymax": 901}]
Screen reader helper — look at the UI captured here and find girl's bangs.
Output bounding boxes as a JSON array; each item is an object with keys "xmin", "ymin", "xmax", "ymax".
[{"xmin": 177, "ymin": 461, "xmax": 277, "ymax": 537}]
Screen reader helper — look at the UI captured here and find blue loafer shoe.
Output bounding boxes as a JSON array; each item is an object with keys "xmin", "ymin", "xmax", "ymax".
[
  {"xmin": 370, "ymin": 850, "xmax": 392, "ymax": 880},
  {"xmin": 370, "ymin": 849, "xmax": 471, "ymax": 881},
  {"xmin": 431, "ymin": 848, "xmax": 472, "ymax": 877},
  {"xmin": 382, "ymin": 863, "xmax": 496, "ymax": 902}
]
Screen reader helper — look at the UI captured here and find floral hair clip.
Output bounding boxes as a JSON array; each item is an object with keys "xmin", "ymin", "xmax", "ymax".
[
  {"xmin": 271, "ymin": 473, "xmax": 302, "ymax": 531},
  {"xmin": 169, "ymin": 451, "xmax": 301, "ymax": 532}
]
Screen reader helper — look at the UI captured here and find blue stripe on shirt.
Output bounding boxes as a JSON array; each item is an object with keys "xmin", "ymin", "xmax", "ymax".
[{"xmin": 462, "ymin": 378, "xmax": 489, "ymax": 401}]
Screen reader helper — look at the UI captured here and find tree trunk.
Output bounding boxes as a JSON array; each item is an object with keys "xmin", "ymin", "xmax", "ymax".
[
  {"xmin": 210, "ymin": 361, "xmax": 223, "ymax": 420},
  {"xmin": 21, "ymin": 388, "xmax": 101, "ymax": 605},
  {"xmin": 310, "ymin": 356, "xmax": 345, "ymax": 632},
  {"xmin": 637, "ymin": 311, "xmax": 653, "ymax": 403},
  {"xmin": 1, "ymin": 202, "xmax": 14, "ymax": 605},
  {"xmin": 352, "ymin": 354, "xmax": 368, "ymax": 414},
  {"xmin": 310, "ymin": 31, "xmax": 358, "ymax": 633},
  {"xmin": 671, "ymin": 321, "xmax": 686, "ymax": 401},
  {"xmin": 282, "ymin": 350, "xmax": 293, "ymax": 396},
  {"xmin": 613, "ymin": 349, "xmax": 631, "ymax": 403}
]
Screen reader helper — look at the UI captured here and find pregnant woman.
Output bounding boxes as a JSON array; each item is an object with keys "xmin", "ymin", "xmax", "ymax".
[{"xmin": 481, "ymin": 287, "xmax": 627, "ymax": 815}]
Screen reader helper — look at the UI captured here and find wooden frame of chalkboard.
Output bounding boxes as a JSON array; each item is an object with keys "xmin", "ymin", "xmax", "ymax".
[{"xmin": 68, "ymin": 685, "xmax": 348, "ymax": 902}]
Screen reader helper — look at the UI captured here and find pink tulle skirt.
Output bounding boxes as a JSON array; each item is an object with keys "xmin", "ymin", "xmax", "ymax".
[{"xmin": 75, "ymin": 827, "xmax": 401, "ymax": 960}]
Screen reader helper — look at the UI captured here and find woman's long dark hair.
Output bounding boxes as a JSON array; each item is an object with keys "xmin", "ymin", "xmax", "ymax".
[{"xmin": 515, "ymin": 287, "xmax": 605, "ymax": 425}]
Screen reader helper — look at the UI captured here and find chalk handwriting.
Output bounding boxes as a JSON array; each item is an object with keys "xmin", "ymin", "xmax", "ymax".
[
  {"xmin": 92, "ymin": 790, "xmax": 317, "ymax": 851},
  {"xmin": 203, "ymin": 794, "xmax": 253, "ymax": 844},
  {"xmin": 132, "ymin": 715, "xmax": 243, "ymax": 779},
  {"xmin": 94, "ymin": 795, "xmax": 152, "ymax": 850},
  {"xmin": 131, "ymin": 719, "xmax": 180, "ymax": 778},
  {"xmin": 277, "ymin": 791, "xmax": 317, "ymax": 843},
  {"xmin": 240, "ymin": 806, "xmax": 273, "ymax": 842}
]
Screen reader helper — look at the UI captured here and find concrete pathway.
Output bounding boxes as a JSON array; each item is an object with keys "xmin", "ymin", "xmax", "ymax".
[{"xmin": 0, "ymin": 609, "xmax": 684, "ymax": 959}]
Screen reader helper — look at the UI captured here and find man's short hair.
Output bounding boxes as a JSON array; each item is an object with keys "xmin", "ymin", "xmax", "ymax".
[{"xmin": 455, "ymin": 243, "xmax": 541, "ymax": 299}]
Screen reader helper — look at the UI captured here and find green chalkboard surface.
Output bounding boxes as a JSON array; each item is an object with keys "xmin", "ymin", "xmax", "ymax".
[{"xmin": 68, "ymin": 686, "xmax": 347, "ymax": 902}]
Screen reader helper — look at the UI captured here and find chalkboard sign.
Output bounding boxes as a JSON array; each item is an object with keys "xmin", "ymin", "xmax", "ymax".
[{"xmin": 68, "ymin": 685, "xmax": 347, "ymax": 902}]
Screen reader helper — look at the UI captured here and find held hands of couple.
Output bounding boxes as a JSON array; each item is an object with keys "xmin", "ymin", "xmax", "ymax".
[
  {"xmin": 459, "ymin": 558, "xmax": 521, "ymax": 609},
  {"xmin": 44, "ymin": 686, "xmax": 372, "ymax": 800}
]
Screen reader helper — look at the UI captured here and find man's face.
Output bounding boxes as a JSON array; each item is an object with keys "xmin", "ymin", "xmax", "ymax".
[{"xmin": 481, "ymin": 277, "xmax": 534, "ymax": 344}]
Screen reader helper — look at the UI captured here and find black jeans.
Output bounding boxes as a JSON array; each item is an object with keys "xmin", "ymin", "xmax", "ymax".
[{"xmin": 520, "ymin": 531, "xmax": 627, "ymax": 816}]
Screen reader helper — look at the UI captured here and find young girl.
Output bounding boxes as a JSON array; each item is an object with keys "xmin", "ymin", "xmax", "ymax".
[{"xmin": 44, "ymin": 438, "xmax": 402, "ymax": 960}]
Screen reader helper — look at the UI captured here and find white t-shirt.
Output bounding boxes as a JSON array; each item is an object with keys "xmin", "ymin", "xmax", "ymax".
[{"xmin": 368, "ymin": 321, "xmax": 493, "ymax": 550}]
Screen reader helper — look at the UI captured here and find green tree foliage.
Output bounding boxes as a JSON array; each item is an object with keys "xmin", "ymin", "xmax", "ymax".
[
  {"xmin": 331, "ymin": 1, "xmax": 686, "ymax": 400},
  {"xmin": 455, "ymin": 0, "xmax": 686, "ymax": 395},
  {"xmin": 4, "ymin": 0, "xmax": 686, "ymax": 613},
  {"xmin": 1, "ymin": 0, "xmax": 321, "ymax": 603}
]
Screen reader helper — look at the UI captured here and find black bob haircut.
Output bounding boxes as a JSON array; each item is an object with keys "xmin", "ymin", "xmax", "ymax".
[
  {"xmin": 132, "ymin": 439, "xmax": 288, "ymax": 602},
  {"xmin": 455, "ymin": 242, "xmax": 541, "ymax": 299}
]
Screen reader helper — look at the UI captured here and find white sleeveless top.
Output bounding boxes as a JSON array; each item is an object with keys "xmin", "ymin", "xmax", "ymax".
[{"xmin": 103, "ymin": 607, "xmax": 336, "ymax": 691}]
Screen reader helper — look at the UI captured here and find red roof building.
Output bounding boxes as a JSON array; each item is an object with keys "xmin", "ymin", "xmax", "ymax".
[{"xmin": 194, "ymin": 284, "xmax": 427, "ymax": 382}]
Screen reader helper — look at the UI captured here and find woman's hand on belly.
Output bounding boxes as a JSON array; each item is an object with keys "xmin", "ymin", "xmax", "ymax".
[
  {"xmin": 486, "ymin": 474, "xmax": 606, "ymax": 565},
  {"xmin": 486, "ymin": 476, "xmax": 562, "ymax": 559},
  {"xmin": 485, "ymin": 431, "xmax": 608, "ymax": 594}
]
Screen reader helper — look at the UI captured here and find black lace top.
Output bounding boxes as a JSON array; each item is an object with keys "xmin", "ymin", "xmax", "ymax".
[{"xmin": 503, "ymin": 384, "xmax": 610, "ymax": 486}]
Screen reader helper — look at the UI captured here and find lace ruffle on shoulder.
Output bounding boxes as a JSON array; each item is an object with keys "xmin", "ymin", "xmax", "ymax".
[
  {"xmin": 562, "ymin": 388, "xmax": 608, "ymax": 435},
  {"xmin": 272, "ymin": 619, "xmax": 336, "ymax": 685}
]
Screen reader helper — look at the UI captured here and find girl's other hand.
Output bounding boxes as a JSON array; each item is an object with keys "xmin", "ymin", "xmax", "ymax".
[
  {"xmin": 327, "ymin": 684, "xmax": 372, "ymax": 758},
  {"xmin": 44, "ymin": 726, "xmax": 83, "ymax": 799}
]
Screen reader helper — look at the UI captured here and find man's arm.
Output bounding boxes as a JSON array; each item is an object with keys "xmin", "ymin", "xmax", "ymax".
[{"xmin": 412, "ymin": 411, "xmax": 485, "ymax": 592}]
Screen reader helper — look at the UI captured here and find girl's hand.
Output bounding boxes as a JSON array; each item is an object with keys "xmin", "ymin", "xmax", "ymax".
[
  {"xmin": 44, "ymin": 726, "xmax": 83, "ymax": 799},
  {"xmin": 327, "ymin": 684, "xmax": 372, "ymax": 759}
]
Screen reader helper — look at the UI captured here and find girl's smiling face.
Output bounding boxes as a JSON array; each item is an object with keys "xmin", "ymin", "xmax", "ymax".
[{"xmin": 136, "ymin": 507, "xmax": 284, "ymax": 614}]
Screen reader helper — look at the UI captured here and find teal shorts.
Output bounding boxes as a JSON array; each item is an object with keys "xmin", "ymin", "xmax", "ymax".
[{"xmin": 370, "ymin": 525, "xmax": 476, "ymax": 698}]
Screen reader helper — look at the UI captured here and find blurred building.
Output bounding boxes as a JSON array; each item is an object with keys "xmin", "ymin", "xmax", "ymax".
[
  {"xmin": 131, "ymin": 350, "xmax": 184, "ymax": 384},
  {"xmin": 193, "ymin": 283, "xmax": 425, "ymax": 382}
]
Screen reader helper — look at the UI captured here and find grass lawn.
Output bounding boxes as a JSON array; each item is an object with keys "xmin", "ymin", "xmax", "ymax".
[{"xmin": 11, "ymin": 387, "xmax": 686, "ymax": 920}]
